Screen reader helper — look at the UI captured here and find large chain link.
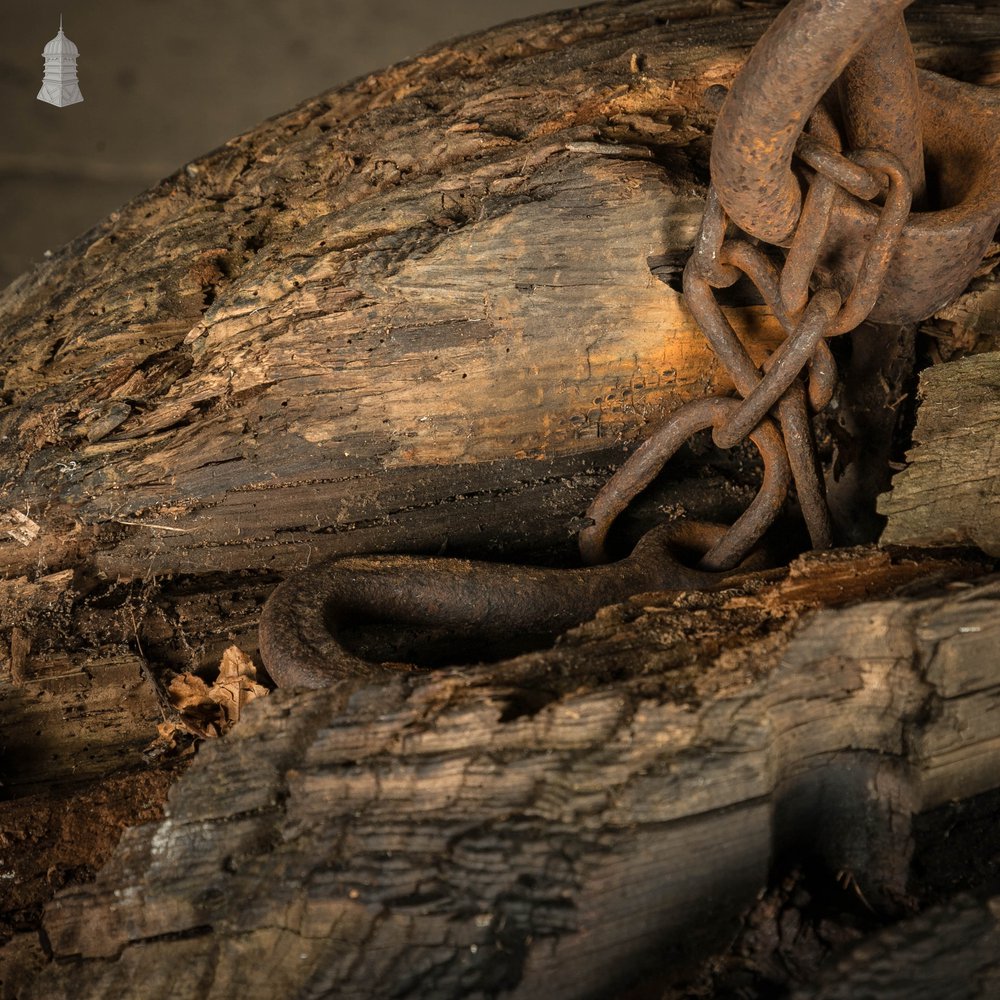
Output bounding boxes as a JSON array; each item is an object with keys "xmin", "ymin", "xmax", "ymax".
[{"xmin": 579, "ymin": 123, "xmax": 913, "ymax": 570}]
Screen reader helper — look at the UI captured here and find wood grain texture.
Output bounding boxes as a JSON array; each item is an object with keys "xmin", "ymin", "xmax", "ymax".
[
  {"xmin": 3, "ymin": 3, "xmax": 1000, "ymax": 994},
  {"xmin": 0, "ymin": 570, "xmax": 163, "ymax": 796},
  {"xmin": 880, "ymin": 351, "xmax": 1000, "ymax": 555},
  {"xmin": 1, "ymin": 0, "xmax": 999, "ymax": 580},
  {"xmin": 23, "ymin": 556, "xmax": 999, "ymax": 1000}
]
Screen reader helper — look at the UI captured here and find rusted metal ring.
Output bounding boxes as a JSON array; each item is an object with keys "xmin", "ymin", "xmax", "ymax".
[
  {"xmin": 829, "ymin": 70, "xmax": 1000, "ymax": 325},
  {"xmin": 681, "ymin": 242, "xmax": 833, "ymax": 551},
  {"xmin": 711, "ymin": 0, "xmax": 913, "ymax": 245},
  {"xmin": 795, "ymin": 134, "xmax": 881, "ymax": 203},
  {"xmin": 774, "ymin": 382, "xmax": 833, "ymax": 550},
  {"xmin": 780, "ymin": 171, "xmax": 838, "ymax": 319},
  {"xmin": 690, "ymin": 211, "xmax": 836, "ymax": 426},
  {"xmin": 260, "ymin": 520, "xmax": 748, "ymax": 688},
  {"xmin": 690, "ymin": 186, "xmax": 740, "ymax": 287},
  {"xmin": 579, "ymin": 396, "xmax": 791, "ymax": 571},
  {"xmin": 776, "ymin": 147, "xmax": 912, "ymax": 338},
  {"xmin": 713, "ymin": 0, "xmax": 1000, "ymax": 324},
  {"xmin": 827, "ymin": 149, "xmax": 911, "ymax": 335},
  {"xmin": 718, "ymin": 237, "xmax": 794, "ymax": 332},
  {"xmin": 807, "ymin": 339, "xmax": 837, "ymax": 412}
]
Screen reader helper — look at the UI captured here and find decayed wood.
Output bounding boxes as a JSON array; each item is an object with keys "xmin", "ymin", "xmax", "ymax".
[
  {"xmin": 0, "ymin": 0, "xmax": 769, "ymax": 581},
  {"xmin": 3, "ymin": 2, "xmax": 1000, "ymax": 995},
  {"xmin": 0, "ymin": 770, "xmax": 180, "ymax": 953},
  {"xmin": 0, "ymin": 569, "xmax": 163, "ymax": 796},
  {"xmin": 1, "ymin": 0, "xmax": 999, "ymax": 580},
  {"xmin": 0, "ymin": 567, "xmax": 172, "ymax": 949},
  {"xmin": 880, "ymin": 351, "xmax": 1000, "ymax": 555},
  {"xmin": 0, "ymin": 561, "xmax": 275, "ymax": 957},
  {"xmin": 0, "ymin": 653, "xmax": 160, "ymax": 795},
  {"xmin": 6, "ymin": 554, "xmax": 990, "ymax": 1000}
]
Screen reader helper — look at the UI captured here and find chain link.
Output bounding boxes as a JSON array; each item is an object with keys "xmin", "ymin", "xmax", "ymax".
[{"xmin": 580, "ymin": 130, "xmax": 914, "ymax": 569}]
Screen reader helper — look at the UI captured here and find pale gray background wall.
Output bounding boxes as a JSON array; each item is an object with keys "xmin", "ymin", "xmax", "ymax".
[{"xmin": 0, "ymin": 1, "xmax": 562, "ymax": 289}]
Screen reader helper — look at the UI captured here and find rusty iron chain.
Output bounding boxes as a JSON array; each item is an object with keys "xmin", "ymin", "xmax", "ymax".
[
  {"xmin": 577, "ymin": 0, "xmax": 1000, "ymax": 573},
  {"xmin": 579, "ymin": 99, "xmax": 915, "ymax": 569}
]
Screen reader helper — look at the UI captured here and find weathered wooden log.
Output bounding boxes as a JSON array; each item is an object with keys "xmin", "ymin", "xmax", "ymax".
[
  {"xmin": 0, "ymin": 566, "xmax": 183, "ymax": 954},
  {"xmin": 0, "ymin": 556, "xmax": 276, "ymax": 959},
  {"xmin": 0, "ymin": 571, "xmax": 163, "ymax": 794},
  {"xmin": 0, "ymin": 359, "xmax": 997, "ymax": 995},
  {"xmin": 880, "ymin": 351, "xmax": 1000, "ymax": 555},
  {"xmin": 3, "ymin": 2, "xmax": 1000, "ymax": 996},
  {"xmin": 0, "ymin": 0, "xmax": 999, "ymax": 581},
  {"xmin": 10, "ymin": 553, "xmax": 993, "ymax": 1000}
]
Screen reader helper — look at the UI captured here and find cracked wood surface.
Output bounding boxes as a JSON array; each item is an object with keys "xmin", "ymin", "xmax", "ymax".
[
  {"xmin": 880, "ymin": 351, "xmax": 1000, "ymax": 556},
  {"xmin": 20, "ymin": 557, "xmax": 999, "ymax": 999},
  {"xmin": 1, "ymin": 0, "xmax": 1000, "ymax": 580}
]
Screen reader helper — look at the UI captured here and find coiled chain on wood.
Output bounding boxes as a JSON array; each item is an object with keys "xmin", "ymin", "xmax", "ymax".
[{"xmin": 579, "ymin": 119, "xmax": 913, "ymax": 571}]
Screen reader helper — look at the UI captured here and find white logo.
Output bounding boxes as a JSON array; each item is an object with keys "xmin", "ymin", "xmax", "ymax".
[{"xmin": 37, "ymin": 16, "xmax": 83, "ymax": 108}]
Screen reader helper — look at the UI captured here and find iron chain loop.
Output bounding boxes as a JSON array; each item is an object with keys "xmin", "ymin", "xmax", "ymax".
[{"xmin": 580, "ymin": 131, "xmax": 914, "ymax": 568}]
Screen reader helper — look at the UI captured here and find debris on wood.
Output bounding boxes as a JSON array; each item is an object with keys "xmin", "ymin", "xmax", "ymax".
[
  {"xmin": 153, "ymin": 645, "xmax": 269, "ymax": 746},
  {"xmin": 0, "ymin": 510, "xmax": 40, "ymax": 547}
]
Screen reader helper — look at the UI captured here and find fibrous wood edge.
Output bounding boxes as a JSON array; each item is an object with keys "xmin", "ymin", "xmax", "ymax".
[
  {"xmin": 0, "ymin": 0, "xmax": 777, "ymax": 581},
  {"xmin": 0, "ymin": 563, "xmax": 273, "ymax": 954},
  {"xmin": 880, "ymin": 351, "xmax": 1000, "ymax": 555},
  {"xmin": 17, "ymin": 565, "xmax": 1000, "ymax": 1000}
]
